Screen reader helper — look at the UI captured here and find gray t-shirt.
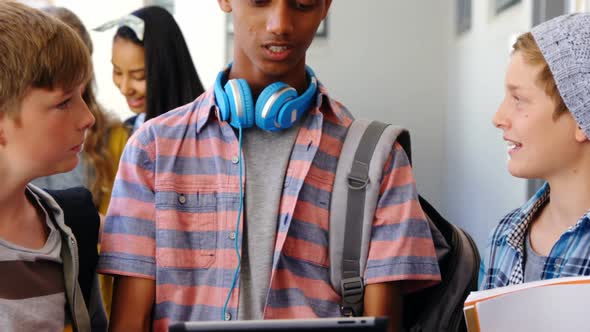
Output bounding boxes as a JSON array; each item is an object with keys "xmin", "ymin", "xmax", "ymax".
[
  {"xmin": 524, "ymin": 231, "xmax": 548, "ymax": 282},
  {"xmin": 238, "ymin": 123, "xmax": 301, "ymax": 320},
  {"xmin": 0, "ymin": 189, "xmax": 67, "ymax": 331}
]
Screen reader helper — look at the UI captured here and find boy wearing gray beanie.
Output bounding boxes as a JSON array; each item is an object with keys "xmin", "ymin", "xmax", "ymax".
[{"xmin": 481, "ymin": 13, "xmax": 590, "ymax": 290}]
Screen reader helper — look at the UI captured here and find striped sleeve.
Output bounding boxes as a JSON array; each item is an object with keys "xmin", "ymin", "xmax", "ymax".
[
  {"xmin": 364, "ymin": 142, "xmax": 441, "ymax": 292},
  {"xmin": 98, "ymin": 127, "xmax": 157, "ymax": 280}
]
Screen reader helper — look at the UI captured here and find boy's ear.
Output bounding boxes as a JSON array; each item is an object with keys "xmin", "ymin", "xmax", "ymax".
[
  {"xmin": 218, "ymin": 0, "xmax": 232, "ymax": 13},
  {"xmin": 574, "ymin": 126, "xmax": 588, "ymax": 143}
]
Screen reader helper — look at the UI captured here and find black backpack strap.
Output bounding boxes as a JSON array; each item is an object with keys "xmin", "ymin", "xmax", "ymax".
[
  {"xmin": 341, "ymin": 121, "xmax": 389, "ymax": 317},
  {"xmin": 45, "ymin": 187, "xmax": 99, "ymax": 308}
]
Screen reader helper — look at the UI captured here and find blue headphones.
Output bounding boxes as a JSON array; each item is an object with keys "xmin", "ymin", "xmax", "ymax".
[{"xmin": 214, "ymin": 64, "xmax": 318, "ymax": 132}]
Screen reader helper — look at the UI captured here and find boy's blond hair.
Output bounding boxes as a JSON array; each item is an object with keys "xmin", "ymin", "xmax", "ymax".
[
  {"xmin": 512, "ymin": 32, "xmax": 568, "ymax": 119},
  {"xmin": 0, "ymin": 1, "xmax": 92, "ymax": 115}
]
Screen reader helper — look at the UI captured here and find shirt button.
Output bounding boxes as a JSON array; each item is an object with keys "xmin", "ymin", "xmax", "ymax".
[
  {"xmin": 231, "ymin": 155, "xmax": 239, "ymax": 164},
  {"xmin": 228, "ymin": 232, "xmax": 236, "ymax": 240},
  {"xmin": 178, "ymin": 194, "xmax": 187, "ymax": 204},
  {"xmin": 224, "ymin": 312, "xmax": 232, "ymax": 321}
]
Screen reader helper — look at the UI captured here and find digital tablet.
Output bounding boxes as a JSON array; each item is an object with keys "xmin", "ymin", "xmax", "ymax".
[{"xmin": 169, "ymin": 316, "xmax": 388, "ymax": 332}]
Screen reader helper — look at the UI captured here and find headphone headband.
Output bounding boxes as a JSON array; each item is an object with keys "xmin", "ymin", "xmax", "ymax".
[{"xmin": 214, "ymin": 64, "xmax": 318, "ymax": 131}]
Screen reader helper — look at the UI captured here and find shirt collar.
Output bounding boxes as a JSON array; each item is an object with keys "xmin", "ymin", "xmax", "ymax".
[
  {"xmin": 194, "ymin": 78, "xmax": 346, "ymax": 135},
  {"xmin": 194, "ymin": 88, "xmax": 218, "ymax": 134},
  {"xmin": 25, "ymin": 184, "xmax": 69, "ymax": 230},
  {"xmin": 315, "ymin": 81, "xmax": 347, "ymax": 124},
  {"xmin": 506, "ymin": 182, "xmax": 550, "ymax": 251}
]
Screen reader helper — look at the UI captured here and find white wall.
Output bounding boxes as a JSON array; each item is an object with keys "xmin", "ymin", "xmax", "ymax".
[
  {"xmin": 52, "ymin": 0, "xmax": 226, "ymax": 121},
  {"xmin": 175, "ymin": 1, "xmax": 226, "ymax": 89},
  {"xmin": 444, "ymin": 0, "xmax": 532, "ymax": 251},
  {"xmin": 306, "ymin": 1, "xmax": 448, "ymax": 209}
]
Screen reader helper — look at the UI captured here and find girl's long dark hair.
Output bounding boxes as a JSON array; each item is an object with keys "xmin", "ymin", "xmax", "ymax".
[{"xmin": 115, "ymin": 6, "xmax": 204, "ymax": 120}]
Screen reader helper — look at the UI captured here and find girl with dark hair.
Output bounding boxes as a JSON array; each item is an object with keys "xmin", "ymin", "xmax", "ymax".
[{"xmin": 109, "ymin": 6, "xmax": 205, "ymax": 131}]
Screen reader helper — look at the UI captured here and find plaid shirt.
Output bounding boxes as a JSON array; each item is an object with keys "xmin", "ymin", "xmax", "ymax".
[
  {"xmin": 98, "ymin": 82, "xmax": 441, "ymax": 331},
  {"xmin": 481, "ymin": 182, "xmax": 590, "ymax": 290}
]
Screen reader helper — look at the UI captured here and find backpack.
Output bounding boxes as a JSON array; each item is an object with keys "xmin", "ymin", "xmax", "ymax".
[{"xmin": 330, "ymin": 120, "xmax": 480, "ymax": 332}]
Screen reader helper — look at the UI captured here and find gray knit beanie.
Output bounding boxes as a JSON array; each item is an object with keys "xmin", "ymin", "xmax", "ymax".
[{"xmin": 531, "ymin": 13, "xmax": 590, "ymax": 137}]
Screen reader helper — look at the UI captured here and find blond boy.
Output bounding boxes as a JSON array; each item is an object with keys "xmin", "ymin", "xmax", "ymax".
[
  {"xmin": 0, "ymin": 2, "xmax": 106, "ymax": 331},
  {"xmin": 483, "ymin": 13, "xmax": 590, "ymax": 288}
]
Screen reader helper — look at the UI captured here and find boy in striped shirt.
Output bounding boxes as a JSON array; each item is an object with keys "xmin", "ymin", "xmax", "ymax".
[{"xmin": 99, "ymin": 1, "xmax": 441, "ymax": 331}]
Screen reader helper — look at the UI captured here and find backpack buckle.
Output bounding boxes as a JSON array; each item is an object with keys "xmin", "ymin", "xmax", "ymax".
[
  {"xmin": 340, "ymin": 306, "xmax": 356, "ymax": 318},
  {"xmin": 347, "ymin": 160, "xmax": 370, "ymax": 190},
  {"xmin": 347, "ymin": 173, "xmax": 369, "ymax": 190},
  {"xmin": 340, "ymin": 277, "xmax": 365, "ymax": 317}
]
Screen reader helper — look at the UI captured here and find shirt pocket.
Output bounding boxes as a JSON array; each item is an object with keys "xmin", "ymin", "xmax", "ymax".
[
  {"xmin": 283, "ymin": 172, "xmax": 332, "ymax": 268},
  {"xmin": 155, "ymin": 187, "xmax": 217, "ymax": 269}
]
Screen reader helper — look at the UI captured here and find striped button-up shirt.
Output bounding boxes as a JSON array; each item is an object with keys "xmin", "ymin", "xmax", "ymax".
[
  {"xmin": 481, "ymin": 182, "xmax": 590, "ymax": 290},
  {"xmin": 98, "ymin": 83, "xmax": 441, "ymax": 331}
]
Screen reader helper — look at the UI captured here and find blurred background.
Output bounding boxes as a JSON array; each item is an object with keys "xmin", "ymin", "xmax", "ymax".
[{"xmin": 19, "ymin": 0, "xmax": 590, "ymax": 253}]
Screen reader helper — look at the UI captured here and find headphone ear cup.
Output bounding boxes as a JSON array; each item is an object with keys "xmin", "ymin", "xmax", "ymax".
[
  {"xmin": 224, "ymin": 79, "xmax": 255, "ymax": 129},
  {"xmin": 255, "ymin": 82, "xmax": 297, "ymax": 131}
]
